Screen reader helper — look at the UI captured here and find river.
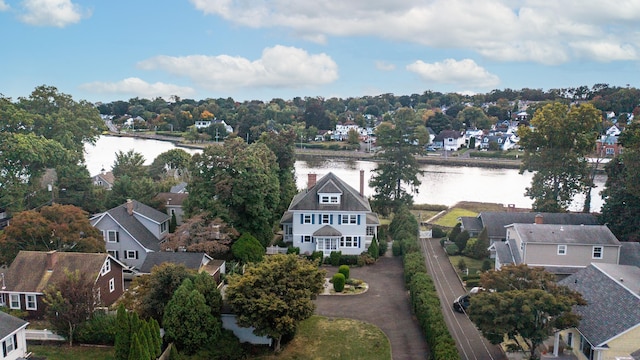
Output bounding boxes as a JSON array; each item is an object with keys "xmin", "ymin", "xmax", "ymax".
[{"xmin": 84, "ymin": 136, "xmax": 607, "ymax": 212}]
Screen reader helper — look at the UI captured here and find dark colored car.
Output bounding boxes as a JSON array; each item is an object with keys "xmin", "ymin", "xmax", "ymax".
[{"xmin": 453, "ymin": 294, "xmax": 470, "ymax": 313}]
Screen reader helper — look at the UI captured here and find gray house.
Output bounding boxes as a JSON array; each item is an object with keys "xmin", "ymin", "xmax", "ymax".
[
  {"xmin": 91, "ymin": 199, "xmax": 170, "ymax": 269},
  {"xmin": 493, "ymin": 224, "xmax": 621, "ymax": 277},
  {"xmin": 556, "ymin": 263, "xmax": 640, "ymax": 360}
]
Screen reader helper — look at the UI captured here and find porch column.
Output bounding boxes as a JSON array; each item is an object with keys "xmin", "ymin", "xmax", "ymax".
[{"xmin": 553, "ymin": 332, "xmax": 560, "ymax": 357}]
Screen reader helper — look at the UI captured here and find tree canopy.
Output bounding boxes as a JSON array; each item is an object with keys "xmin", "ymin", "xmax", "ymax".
[
  {"xmin": 469, "ymin": 265, "xmax": 585, "ymax": 360},
  {"xmin": 518, "ymin": 102, "xmax": 600, "ymax": 212},
  {"xmin": 226, "ymin": 254, "xmax": 325, "ymax": 351}
]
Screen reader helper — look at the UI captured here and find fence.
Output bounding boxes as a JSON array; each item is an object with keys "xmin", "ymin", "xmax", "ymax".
[
  {"xmin": 266, "ymin": 246, "xmax": 288, "ymax": 255},
  {"xmin": 25, "ymin": 329, "xmax": 65, "ymax": 342}
]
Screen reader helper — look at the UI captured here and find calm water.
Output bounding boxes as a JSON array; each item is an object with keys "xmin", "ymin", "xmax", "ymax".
[{"xmin": 85, "ymin": 136, "xmax": 606, "ymax": 212}]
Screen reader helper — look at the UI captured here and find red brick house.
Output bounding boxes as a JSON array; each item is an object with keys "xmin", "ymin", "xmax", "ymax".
[{"xmin": 0, "ymin": 251, "xmax": 125, "ymax": 318}]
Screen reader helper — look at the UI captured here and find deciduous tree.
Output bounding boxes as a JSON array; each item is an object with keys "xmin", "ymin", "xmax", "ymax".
[
  {"xmin": 162, "ymin": 214, "xmax": 238, "ymax": 259},
  {"xmin": 112, "ymin": 150, "xmax": 147, "ymax": 179},
  {"xmin": 469, "ymin": 265, "xmax": 585, "ymax": 360},
  {"xmin": 231, "ymin": 233, "xmax": 265, "ymax": 264},
  {"xmin": 518, "ymin": 102, "xmax": 600, "ymax": 212},
  {"xmin": 226, "ymin": 254, "xmax": 325, "ymax": 351}
]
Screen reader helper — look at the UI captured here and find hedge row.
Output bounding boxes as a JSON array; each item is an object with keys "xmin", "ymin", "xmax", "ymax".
[
  {"xmin": 390, "ymin": 206, "xmax": 461, "ymax": 360},
  {"xmin": 410, "ymin": 204, "xmax": 449, "ymax": 211}
]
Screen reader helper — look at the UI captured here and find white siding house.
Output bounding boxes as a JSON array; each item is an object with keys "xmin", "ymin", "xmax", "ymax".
[
  {"xmin": 0, "ymin": 312, "xmax": 28, "ymax": 360},
  {"xmin": 281, "ymin": 172, "xmax": 379, "ymax": 257}
]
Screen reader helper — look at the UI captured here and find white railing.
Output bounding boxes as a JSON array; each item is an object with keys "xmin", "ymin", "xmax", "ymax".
[{"xmin": 266, "ymin": 246, "xmax": 288, "ymax": 255}]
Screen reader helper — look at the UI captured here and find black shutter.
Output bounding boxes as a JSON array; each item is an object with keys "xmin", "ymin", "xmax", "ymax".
[{"xmin": 3, "ymin": 340, "xmax": 7, "ymax": 357}]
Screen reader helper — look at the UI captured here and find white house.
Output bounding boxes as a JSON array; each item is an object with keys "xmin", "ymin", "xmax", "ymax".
[
  {"xmin": 0, "ymin": 312, "xmax": 29, "ymax": 360},
  {"xmin": 280, "ymin": 172, "xmax": 379, "ymax": 257}
]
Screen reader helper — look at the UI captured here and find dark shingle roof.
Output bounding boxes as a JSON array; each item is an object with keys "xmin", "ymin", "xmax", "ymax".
[
  {"xmin": 154, "ymin": 193, "xmax": 188, "ymax": 206},
  {"xmin": 479, "ymin": 212, "xmax": 599, "ymax": 240},
  {"xmin": 460, "ymin": 216, "xmax": 483, "ymax": 233},
  {"xmin": 620, "ymin": 242, "xmax": 640, "ymax": 267},
  {"xmin": 103, "ymin": 201, "xmax": 168, "ymax": 251},
  {"xmin": 3, "ymin": 251, "xmax": 110, "ymax": 292},
  {"xmin": 494, "ymin": 239, "xmax": 522, "ymax": 266},
  {"xmin": 139, "ymin": 252, "xmax": 211, "ymax": 274},
  {"xmin": 559, "ymin": 263, "xmax": 640, "ymax": 347},
  {"xmin": 0, "ymin": 311, "xmax": 28, "ymax": 339},
  {"xmin": 288, "ymin": 172, "xmax": 371, "ymax": 212},
  {"xmin": 511, "ymin": 224, "xmax": 620, "ymax": 246},
  {"xmin": 317, "ymin": 180, "xmax": 342, "ymax": 194},
  {"xmin": 366, "ymin": 212, "xmax": 380, "ymax": 225},
  {"xmin": 313, "ymin": 225, "xmax": 342, "ymax": 237}
]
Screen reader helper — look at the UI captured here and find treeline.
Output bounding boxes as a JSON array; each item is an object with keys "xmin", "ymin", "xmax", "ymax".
[{"xmin": 97, "ymin": 84, "xmax": 640, "ymax": 139}]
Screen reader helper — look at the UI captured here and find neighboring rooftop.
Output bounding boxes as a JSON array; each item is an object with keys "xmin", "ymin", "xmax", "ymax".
[
  {"xmin": 510, "ymin": 224, "xmax": 621, "ymax": 246},
  {"xmin": 0, "ymin": 311, "xmax": 28, "ymax": 339},
  {"xmin": 139, "ymin": 252, "xmax": 211, "ymax": 274}
]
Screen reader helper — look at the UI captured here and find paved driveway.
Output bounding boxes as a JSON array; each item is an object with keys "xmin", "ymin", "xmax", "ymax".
[
  {"xmin": 419, "ymin": 238, "xmax": 506, "ymax": 360},
  {"xmin": 314, "ymin": 255, "xmax": 429, "ymax": 360}
]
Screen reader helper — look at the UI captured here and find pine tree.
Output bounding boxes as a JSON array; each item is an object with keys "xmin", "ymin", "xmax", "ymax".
[
  {"xmin": 128, "ymin": 333, "xmax": 143, "ymax": 360},
  {"xmin": 115, "ymin": 304, "xmax": 131, "ymax": 360},
  {"xmin": 142, "ymin": 323, "xmax": 154, "ymax": 360},
  {"xmin": 368, "ymin": 236, "xmax": 379, "ymax": 260},
  {"xmin": 150, "ymin": 318, "xmax": 162, "ymax": 358}
]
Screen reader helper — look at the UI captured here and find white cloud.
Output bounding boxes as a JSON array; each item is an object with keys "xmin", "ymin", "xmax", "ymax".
[
  {"xmin": 79, "ymin": 78, "xmax": 196, "ymax": 100},
  {"xmin": 19, "ymin": 0, "xmax": 88, "ymax": 27},
  {"xmin": 406, "ymin": 58, "xmax": 500, "ymax": 88},
  {"xmin": 189, "ymin": 0, "xmax": 640, "ymax": 64},
  {"xmin": 0, "ymin": 1, "xmax": 9, "ymax": 11},
  {"xmin": 375, "ymin": 61, "xmax": 396, "ymax": 71},
  {"xmin": 137, "ymin": 45, "xmax": 338, "ymax": 90},
  {"xmin": 570, "ymin": 41, "xmax": 638, "ymax": 62}
]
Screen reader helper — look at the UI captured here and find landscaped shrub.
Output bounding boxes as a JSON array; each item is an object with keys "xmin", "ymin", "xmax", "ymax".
[
  {"xmin": 328, "ymin": 251, "xmax": 342, "ymax": 266},
  {"xmin": 287, "ymin": 246, "xmax": 300, "ymax": 255},
  {"xmin": 332, "ymin": 273, "xmax": 346, "ymax": 292},
  {"xmin": 411, "ymin": 204, "xmax": 448, "ymax": 211},
  {"xmin": 445, "ymin": 244, "xmax": 459, "ymax": 256},
  {"xmin": 465, "ymin": 278, "xmax": 481, "ymax": 288},
  {"xmin": 338, "ymin": 265, "xmax": 350, "ymax": 280},
  {"xmin": 454, "ymin": 230, "xmax": 470, "ymax": 255},
  {"xmin": 403, "ymin": 251, "xmax": 426, "ymax": 284},
  {"xmin": 231, "ymin": 233, "xmax": 265, "ymax": 263},
  {"xmin": 481, "ymin": 259, "xmax": 492, "ymax": 272},
  {"xmin": 439, "ymin": 238, "xmax": 446, "ymax": 248},
  {"xmin": 76, "ymin": 312, "xmax": 117, "ymax": 345},
  {"xmin": 457, "ymin": 258, "xmax": 467, "ymax": 271},
  {"xmin": 368, "ymin": 237, "xmax": 380, "ymax": 260},
  {"xmin": 307, "ymin": 251, "xmax": 324, "ymax": 264},
  {"xmin": 392, "ymin": 241, "xmax": 402, "ymax": 256},
  {"xmin": 378, "ymin": 237, "xmax": 388, "ymax": 257},
  {"xmin": 339, "ymin": 254, "xmax": 359, "ymax": 265},
  {"xmin": 448, "ymin": 223, "xmax": 461, "ymax": 244},
  {"xmin": 431, "ymin": 227, "xmax": 446, "ymax": 238}
]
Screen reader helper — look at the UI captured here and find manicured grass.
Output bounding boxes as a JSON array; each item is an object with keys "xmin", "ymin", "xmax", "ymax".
[
  {"xmin": 432, "ymin": 208, "xmax": 477, "ymax": 228},
  {"xmin": 449, "ymin": 255, "xmax": 488, "ymax": 275},
  {"xmin": 29, "ymin": 344, "xmax": 114, "ymax": 360},
  {"xmin": 254, "ymin": 315, "xmax": 391, "ymax": 360}
]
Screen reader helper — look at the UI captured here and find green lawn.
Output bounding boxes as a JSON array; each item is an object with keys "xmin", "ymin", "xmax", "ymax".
[
  {"xmin": 30, "ymin": 344, "xmax": 115, "ymax": 360},
  {"xmin": 431, "ymin": 208, "xmax": 477, "ymax": 228},
  {"xmin": 254, "ymin": 316, "xmax": 391, "ymax": 360},
  {"xmin": 449, "ymin": 255, "xmax": 487, "ymax": 275}
]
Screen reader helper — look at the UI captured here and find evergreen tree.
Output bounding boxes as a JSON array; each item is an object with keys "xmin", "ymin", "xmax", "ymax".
[
  {"xmin": 193, "ymin": 271, "xmax": 223, "ymax": 318},
  {"xmin": 142, "ymin": 323, "xmax": 154, "ymax": 360},
  {"xmin": 454, "ymin": 230, "xmax": 470, "ymax": 254},
  {"xmin": 448, "ymin": 223, "xmax": 461, "ymax": 244},
  {"xmin": 115, "ymin": 304, "xmax": 131, "ymax": 360},
  {"xmin": 169, "ymin": 212, "xmax": 177, "ymax": 233},
  {"xmin": 128, "ymin": 333, "xmax": 143, "ymax": 360},
  {"xmin": 368, "ymin": 236, "xmax": 379, "ymax": 260}
]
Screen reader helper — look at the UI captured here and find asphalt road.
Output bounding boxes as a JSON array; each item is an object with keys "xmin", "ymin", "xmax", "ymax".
[{"xmin": 419, "ymin": 238, "xmax": 506, "ymax": 360}]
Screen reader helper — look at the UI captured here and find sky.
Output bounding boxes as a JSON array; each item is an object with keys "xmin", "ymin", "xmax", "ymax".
[{"xmin": 1, "ymin": 0, "xmax": 639, "ymax": 104}]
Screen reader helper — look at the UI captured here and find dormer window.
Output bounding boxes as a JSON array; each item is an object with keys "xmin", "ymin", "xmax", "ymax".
[
  {"xmin": 319, "ymin": 195, "xmax": 340, "ymax": 204},
  {"xmin": 317, "ymin": 179, "xmax": 342, "ymax": 204}
]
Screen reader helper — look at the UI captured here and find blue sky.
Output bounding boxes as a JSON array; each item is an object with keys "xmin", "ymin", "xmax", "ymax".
[{"xmin": 1, "ymin": 0, "xmax": 638, "ymax": 103}]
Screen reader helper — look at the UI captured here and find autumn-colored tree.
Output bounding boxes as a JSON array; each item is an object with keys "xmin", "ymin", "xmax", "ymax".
[
  {"xmin": 162, "ymin": 214, "xmax": 239, "ymax": 259},
  {"xmin": 0, "ymin": 204, "xmax": 105, "ymax": 265}
]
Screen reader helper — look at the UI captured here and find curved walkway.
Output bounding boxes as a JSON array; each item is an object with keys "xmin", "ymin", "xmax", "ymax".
[{"xmin": 314, "ymin": 255, "xmax": 429, "ymax": 360}]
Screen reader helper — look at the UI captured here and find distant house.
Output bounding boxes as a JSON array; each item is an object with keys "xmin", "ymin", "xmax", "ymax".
[
  {"xmin": 169, "ymin": 182, "xmax": 188, "ymax": 194},
  {"xmin": 459, "ymin": 212, "xmax": 599, "ymax": 244},
  {"xmin": 194, "ymin": 120, "xmax": 212, "ymax": 129},
  {"xmin": 433, "ymin": 130, "xmax": 465, "ymax": 151},
  {"xmin": 0, "ymin": 251, "xmax": 125, "ymax": 318},
  {"xmin": 480, "ymin": 134, "xmax": 517, "ymax": 151},
  {"xmin": 492, "ymin": 224, "xmax": 621, "ymax": 277},
  {"xmin": 0, "ymin": 208, "xmax": 10, "ymax": 229},
  {"xmin": 139, "ymin": 252, "xmax": 225, "ymax": 286},
  {"xmin": 212, "ymin": 119, "xmax": 234, "ymax": 134},
  {"xmin": 596, "ymin": 135, "xmax": 622, "ymax": 157},
  {"xmin": 280, "ymin": 172, "xmax": 379, "ymax": 257},
  {"xmin": 0, "ymin": 311, "xmax": 29, "ymax": 360},
  {"xmin": 91, "ymin": 168, "xmax": 115, "ymax": 190},
  {"xmin": 154, "ymin": 193, "xmax": 188, "ymax": 225},
  {"xmin": 555, "ymin": 263, "xmax": 640, "ymax": 360},
  {"xmin": 90, "ymin": 199, "xmax": 170, "ymax": 269}
]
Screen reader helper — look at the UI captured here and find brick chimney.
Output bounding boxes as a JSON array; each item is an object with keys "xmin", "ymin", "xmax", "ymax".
[
  {"xmin": 46, "ymin": 250, "xmax": 58, "ymax": 271},
  {"xmin": 360, "ymin": 170, "xmax": 365, "ymax": 197},
  {"xmin": 534, "ymin": 213, "xmax": 543, "ymax": 224},
  {"xmin": 307, "ymin": 173, "xmax": 317, "ymax": 190},
  {"xmin": 126, "ymin": 199, "xmax": 134, "ymax": 216}
]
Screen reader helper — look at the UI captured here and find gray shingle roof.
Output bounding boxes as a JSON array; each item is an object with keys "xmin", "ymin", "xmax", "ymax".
[
  {"xmin": 478, "ymin": 212, "xmax": 599, "ymax": 240},
  {"xmin": 0, "ymin": 311, "xmax": 28, "ymax": 340},
  {"xmin": 288, "ymin": 172, "xmax": 371, "ymax": 212},
  {"xmin": 494, "ymin": 239, "xmax": 522, "ymax": 266},
  {"xmin": 510, "ymin": 224, "xmax": 620, "ymax": 246},
  {"xmin": 104, "ymin": 201, "xmax": 168, "ymax": 251},
  {"xmin": 620, "ymin": 242, "xmax": 640, "ymax": 267},
  {"xmin": 366, "ymin": 212, "xmax": 380, "ymax": 225},
  {"xmin": 139, "ymin": 252, "xmax": 211, "ymax": 274},
  {"xmin": 460, "ymin": 216, "xmax": 483, "ymax": 233},
  {"xmin": 170, "ymin": 182, "xmax": 188, "ymax": 194},
  {"xmin": 559, "ymin": 263, "xmax": 640, "ymax": 347},
  {"xmin": 313, "ymin": 225, "xmax": 342, "ymax": 237},
  {"xmin": 317, "ymin": 180, "xmax": 342, "ymax": 194}
]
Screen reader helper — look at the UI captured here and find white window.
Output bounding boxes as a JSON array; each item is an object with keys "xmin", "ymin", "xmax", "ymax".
[
  {"xmin": 25, "ymin": 294, "xmax": 37, "ymax": 310},
  {"xmin": 342, "ymin": 214, "xmax": 358, "ymax": 224},
  {"xmin": 107, "ymin": 250, "xmax": 119, "ymax": 260},
  {"xmin": 592, "ymin": 246, "xmax": 603, "ymax": 259},
  {"xmin": 606, "ymin": 147, "xmax": 614, "ymax": 155},
  {"xmin": 101, "ymin": 259, "xmax": 111, "ymax": 275},
  {"xmin": 340, "ymin": 236, "xmax": 359, "ymax": 248},
  {"xmin": 557, "ymin": 245, "xmax": 567, "ymax": 255},
  {"xmin": 107, "ymin": 230, "xmax": 119, "ymax": 243},
  {"xmin": 303, "ymin": 214, "xmax": 312, "ymax": 224},
  {"xmin": 366, "ymin": 226, "xmax": 375, "ymax": 236},
  {"xmin": 124, "ymin": 250, "xmax": 138, "ymax": 260},
  {"xmin": 319, "ymin": 194, "xmax": 340, "ymax": 204},
  {"xmin": 109, "ymin": 278, "xmax": 115, "ymax": 293},
  {"xmin": 3, "ymin": 334, "xmax": 16, "ymax": 356},
  {"xmin": 9, "ymin": 294, "xmax": 20, "ymax": 309},
  {"xmin": 320, "ymin": 214, "xmax": 330, "ymax": 224}
]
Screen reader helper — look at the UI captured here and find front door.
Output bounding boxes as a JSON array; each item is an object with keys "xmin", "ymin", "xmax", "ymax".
[{"xmin": 316, "ymin": 237, "xmax": 338, "ymax": 257}]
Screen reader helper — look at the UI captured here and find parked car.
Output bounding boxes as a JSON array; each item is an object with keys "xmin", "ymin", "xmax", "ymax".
[
  {"xmin": 453, "ymin": 287, "xmax": 484, "ymax": 313},
  {"xmin": 426, "ymin": 146, "xmax": 437, "ymax": 152}
]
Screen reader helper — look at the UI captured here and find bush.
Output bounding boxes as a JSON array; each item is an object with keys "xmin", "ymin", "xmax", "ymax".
[
  {"xmin": 332, "ymin": 273, "xmax": 346, "ymax": 292},
  {"xmin": 411, "ymin": 204, "xmax": 448, "ymax": 211},
  {"xmin": 307, "ymin": 251, "xmax": 324, "ymax": 264},
  {"xmin": 439, "ymin": 238, "xmax": 446, "ymax": 248},
  {"xmin": 231, "ymin": 233, "xmax": 265, "ymax": 263},
  {"xmin": 378, "ymin": 237, "xmax": 388, "ymax": 257},
  {"xmin": 392, "ymin": 241, "xmax": 402, "ymax": 256},
  {"xmin": 339, "ymin": 254, "xmax": 359, "ymax": 265},
  {"xmin": 481, "ymin": 260, "xmax": 492, "ymax": 272},
  {"xmin": 287, "ymin": 246, "xmax": 300, "ymax": 255},
  {"xmin": 445, "ymin": 244, "xmax": 459, "ymax": 256},
  {"xmin": 368, "ymin": 237, "xmax": 380, "ymax": 260},
  {"xmin": 465, "ymin": 278, "xmax": 481, "ymax": 288},
  {"xmin": 338, "ymin": 265, "xmax": 350, "ymax": 280},
  {"xmin": 431, "ymin": 227, "xmax": 446, "ymax": 238},
  {"xmin": 76, "ymin": 312, "xmax": 117, "ymax": 345},
  {"xmin": 328, "ymin": 251, "xmax": 342, "ymax": 266},
  {"xmin": 457, "ymin": 258, "xmax": 467, "ymax": 271}
]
